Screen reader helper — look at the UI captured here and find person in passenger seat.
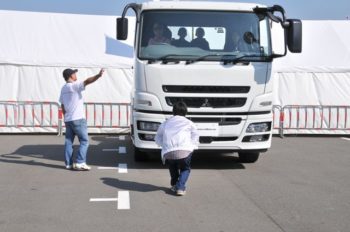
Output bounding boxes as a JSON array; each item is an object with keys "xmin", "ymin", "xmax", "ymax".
[
  {"xmin": 190, "ymin": 27, "xmax": 210, "ymax": 50},
  {"xmin": 171, "ymin": 27, "xmax": 190, "ymax": 47}
]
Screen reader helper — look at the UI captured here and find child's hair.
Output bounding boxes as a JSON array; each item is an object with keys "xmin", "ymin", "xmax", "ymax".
[{"xmin": 173, "ymin": 101, "xmax": 188, "ymax": 116}]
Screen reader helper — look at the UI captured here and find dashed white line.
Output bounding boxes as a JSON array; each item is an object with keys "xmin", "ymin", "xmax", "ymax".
[
  {"xmin": 117, "ymin": 191, "xmax": 130, "ymax": 210},
  {"xmin": 102, "ymin": 146, "xmax": 127, "ymax": 154},
  {"xmin": 106, "ymin": 135, "xmax": 126, "ymax": 140},
  {"xmin": 118, "ymin": 146, "xmax": 127, "ymax": 154},
  {"xmin": 89, "ymin": 191, "xmax": 130, "ymax": 210},
  {"xmin": 341, "ymin": 137, "xmax": 350, "ymax": 141},
  {"xmin": 102, "ymin": 148, "xmax": 119, "ymax": 152},
  {"xmin": 97, "ymin": 167, "xmax": 118, "ymax": 170},
  {"xmin": 89, "ymin": 198, "xmax": 118, "ymax": 202},
  {"xmin": 97, "ymin": 163, "xmax": 128, "ymax": 173},
  {"xmin": 118, "ymin": 163, "xmax": 128, "ymax": 173}
]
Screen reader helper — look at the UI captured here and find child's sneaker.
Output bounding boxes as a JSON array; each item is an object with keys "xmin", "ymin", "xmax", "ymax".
[
  {"xmin": 65, "ymin": 165, "xmax": 72, "ymax": 170},
  {"xmin": 74, "ymin": 163, "xmax": 91, "ymax": 171},
  {"xmin": 170, "ymin": 186, "xmax": 177, "ymax": 192},
  {"xmin": 176, "ymin": 190, "xmax": 186, "ymax": 196}
]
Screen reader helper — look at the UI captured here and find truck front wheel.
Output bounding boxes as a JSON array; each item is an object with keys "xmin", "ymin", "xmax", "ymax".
[
  {"xmin": 133, "ymin": 146, "xmax": 149, "ymax": 162},
  {"xmin": 238, "ymin": 152, "xmax": 260, "ymax": 163}
]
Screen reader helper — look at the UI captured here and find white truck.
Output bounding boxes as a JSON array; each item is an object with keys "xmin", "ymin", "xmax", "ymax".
[{"xmin": 116, "ymin": 1, "xmax": 302, "ymax": 162}]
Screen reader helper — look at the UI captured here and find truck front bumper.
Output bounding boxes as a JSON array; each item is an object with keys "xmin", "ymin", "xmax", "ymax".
[{"xmin": 132, "ymin": 110, "xmax": 272, "ymax": 151}]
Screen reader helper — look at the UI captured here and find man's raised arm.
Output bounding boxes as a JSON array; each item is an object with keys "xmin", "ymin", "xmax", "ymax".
[{"xmin": 83, "ymin": 69, "xmax": 105, "ymax": 87}]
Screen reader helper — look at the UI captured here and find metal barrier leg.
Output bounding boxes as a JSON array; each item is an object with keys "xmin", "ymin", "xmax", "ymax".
[{"xmin": 58, "ymin": 108, "xmax": 63, "ymax": 136}]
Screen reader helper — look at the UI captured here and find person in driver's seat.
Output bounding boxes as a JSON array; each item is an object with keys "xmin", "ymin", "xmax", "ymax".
[
  {"xmin": 148, "ymin": 23, "xmax": 171, "ymax": 45},
  {"xmin": 190, "ymin": 27, "xmax": 210, "ymax": 50},
  {"xmin": 171, "ymin": 27, "xmax": 190, "ymax": 47},
  {"xmin": 224, "ymin": 30, "xmax": 247, "ymax": 52}
]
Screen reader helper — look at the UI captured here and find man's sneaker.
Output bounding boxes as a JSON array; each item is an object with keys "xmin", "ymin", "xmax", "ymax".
[
  {"xmin": 176, "ymin": 190, "xmax": 186, "ymax": 196},
  {"xmin": 170, "ymin": 186, "xmax": 177, "ymax": 192},
  {"xmin": 65, "ymin": 165, "xmax": 73, "ymax": 170},
  {"xmin": 74, "ymin": 163, "xmax": 91, "ymax": 171}
]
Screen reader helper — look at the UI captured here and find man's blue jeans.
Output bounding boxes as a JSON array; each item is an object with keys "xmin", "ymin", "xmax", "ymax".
[
  {"xmin": 167, "ymin": 154, "xmax": 192, "ymax": 191},
  {"xmin": 64, "ymin": 119, "xmax": 89, "ymax": 166}
]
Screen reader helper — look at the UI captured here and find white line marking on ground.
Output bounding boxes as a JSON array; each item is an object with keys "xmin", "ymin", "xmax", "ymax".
[
  {"xmin": 118, "ymin": 163, "xmax": 128, "ymax": 173},
  {"xmin": 118, "ymin": 146, "xmax": 126, "ymax": 154},
  {"xmin": 341, "ymin": 137, "xmax": 350, "ymax": 141},
  {"xmin": 117, "ymin": 191, "xmax": 130, "ymax": 210},
  {"xmin": 90, "ymin": 191, "xmax": 130, "ymax": 210},
  {"xmin": 97, "ymin": 164, "xmax": 128, "ymax": 173},
  {"xmin": 97, "ymin": 167, "xmax": 118, "ymax": 170},
  {"xmin": 89, "ymin": 198, "xmax": 118, "ymax": 202},
  {"xmin": 102, "ymin": 148, "xmax": 119, "ymax": 152},
  {"xmin": 106, "ymin": 135, "xmax": 126, "ymax": 140}
]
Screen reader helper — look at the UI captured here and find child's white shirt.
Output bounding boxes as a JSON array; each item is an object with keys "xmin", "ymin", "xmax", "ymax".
[{"xmin": 155, "ymin": 116, "xmax": 199, "ymax": 163}]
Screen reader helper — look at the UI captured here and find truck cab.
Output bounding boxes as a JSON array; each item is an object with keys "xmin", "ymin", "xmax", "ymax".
[{"xmin": 116, "ymin": 1, "xmax": 302, "ymax": 162}]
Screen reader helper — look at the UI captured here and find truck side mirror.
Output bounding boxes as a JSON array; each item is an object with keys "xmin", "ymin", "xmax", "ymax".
[
  {"xmin": 117, "ymin": 17, "xmax": 128, "ymax": 40},
  {"xmin": 287, "ymin": 19, "xmax": 302, "ymax": 53}
]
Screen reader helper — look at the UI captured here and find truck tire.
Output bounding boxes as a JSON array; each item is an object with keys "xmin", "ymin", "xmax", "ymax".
[
  {"xmin": 133, "ymin": 146, "xmax": 149, "ymax": 162},
  {"xmin": 238, "ymin": 152, "xmax": 260, "ymax": 163}
]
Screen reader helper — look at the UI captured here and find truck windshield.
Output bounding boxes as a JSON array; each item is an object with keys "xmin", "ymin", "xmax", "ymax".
[{"xmin": 138, "ymin": 10, "xmax": 271, "ymax": 62}]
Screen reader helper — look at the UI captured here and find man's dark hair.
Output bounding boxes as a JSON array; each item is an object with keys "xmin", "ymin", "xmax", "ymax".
[
  {"xmin": 173, "ymin": 101, "xmax": 188, "ymax": 116},
  {"xmin": 62, "ymin": 68, "xmax": 78, "ymax": 81}
]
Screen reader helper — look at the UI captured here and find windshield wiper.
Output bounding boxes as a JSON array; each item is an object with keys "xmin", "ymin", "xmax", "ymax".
[
  {"xmin": 221, "ymin": 54, "xmax": 270, "ymax": 65},
  {"xmin": 185, "ymin": 54, "xmax": 222, "ymax": 65},
  {"xmin": 148, "ymin": 54, "xmax": 195, "ymax": 64}
]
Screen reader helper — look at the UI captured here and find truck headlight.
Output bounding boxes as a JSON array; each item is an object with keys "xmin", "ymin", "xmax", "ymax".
[
  {"xmin": 137, "ymin": 121, "xmax": 160, "ymax": 131},
  {"xmin": 246, "ymin": 122, "xmax": 271, "ymax": 133},
  {"xmin": 139, "ymin": 133, "xmax": 156, "ymax": 141}
]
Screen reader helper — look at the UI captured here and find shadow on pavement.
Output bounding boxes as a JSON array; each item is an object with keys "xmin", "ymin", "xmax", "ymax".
[
  {"xmin": 131, "ymin": 152, "xmax": 246, "ymax": 170},
  {"xmin": 0, "ymin": 136, "xmax": 121, "ymax": 169},
  {"xmin": 101, "ymin": 177, "xmax": 173, "ymax": 195},
  {"xmin": 0, "ymin": 135, "xmax": 245, "ymax": 170}
]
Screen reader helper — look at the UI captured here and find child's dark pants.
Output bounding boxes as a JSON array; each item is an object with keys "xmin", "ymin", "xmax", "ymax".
[{"xmin": 166, "ymin": 153, "xmax": 192, "ymax": 191}]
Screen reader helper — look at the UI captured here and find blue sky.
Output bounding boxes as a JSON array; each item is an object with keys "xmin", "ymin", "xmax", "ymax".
[{"xmin": 0, "ymin": 0, "xmax": 349, "ymax": 20}]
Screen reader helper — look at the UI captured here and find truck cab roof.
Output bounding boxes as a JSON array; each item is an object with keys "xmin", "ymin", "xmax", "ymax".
[{"xmin": 141, "ymin": 1, "xmax": 266, "ymax": 12}]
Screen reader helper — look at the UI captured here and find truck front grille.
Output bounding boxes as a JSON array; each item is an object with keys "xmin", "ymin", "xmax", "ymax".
[
  {"xmin": 163, "ymin": 85, "xmax": 250, "ymax": 94},
  {"xmin": 165, "ymin": 97, "xmax": 246, "ymax": 108},
  {"xmin": 188, "ymin": 117, "xmax": 242, "ymax": 126},
  {"xmin": 199, "ymin": 136, "xmax": 238, "ymax": 144}
]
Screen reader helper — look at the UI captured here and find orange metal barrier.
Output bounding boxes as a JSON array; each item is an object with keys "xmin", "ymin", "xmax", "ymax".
[
  {"xmin": 282, "ymin": 105, "xmax": 350, "ymax": 132},
  {"xmin": 2, "ymin": 102, "xmax": 349, "ymax": 136},
  {"xmin": 1, "ymin": 101, "xmax": 131, "ymax": 135},
  {"xmin": 58, "ymin": 102, "xmax": 131, "ymax": 135},
  {"xmin": 272, "ymin": 105, "xmax": 283, "ymax": 137},
  {"xmin": 0, "ymin": 101, "xmax": 60, "ymax": 132}
]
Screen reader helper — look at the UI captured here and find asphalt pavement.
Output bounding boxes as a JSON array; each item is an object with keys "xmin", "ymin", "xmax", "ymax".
[{"xmin": 0, "ymin": 135, "xmax": 349, "ymax": 232}]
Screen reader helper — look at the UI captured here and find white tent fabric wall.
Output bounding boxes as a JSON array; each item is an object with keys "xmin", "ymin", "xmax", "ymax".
[
  {"xmin": 0, "ymin": 65, "xmax": 133, "ymax": 133},
  {"xmin": 0, "ymin": 10, "xmax": 349, "ymax": 134},
  {"xmin": 0, "ymin": 10, "xmax": 135, "ymax": 68},
  {"xmin": 0, "ymin": 10, "xmax": 134, "ymax": 133},
  {"xmin": 272, "ymin": 21, "xmax": 350, "ymax": 134}
]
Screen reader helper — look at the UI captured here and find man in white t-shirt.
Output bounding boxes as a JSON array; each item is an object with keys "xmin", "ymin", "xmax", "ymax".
[{"xmin": 59, "ymin": 68, "xmax": 104, "ymax": 171}]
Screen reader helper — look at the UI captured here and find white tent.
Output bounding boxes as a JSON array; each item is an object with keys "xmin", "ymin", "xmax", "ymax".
[
  {"xmin": 0, "ymin": 10, "xmax": 349, "ymax": 134},
  {"xmin": 273, "ymin": 21, "xmax": 350, "ymax": 134},
  {"xmin": 0, "ymin": 10, "xmax": 135, "ymax": 133}
]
